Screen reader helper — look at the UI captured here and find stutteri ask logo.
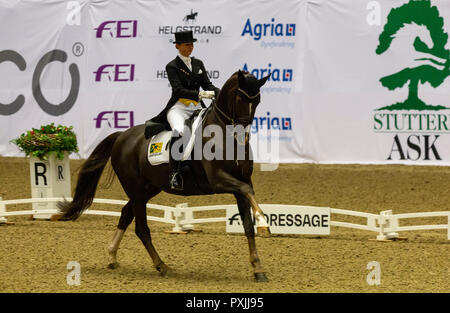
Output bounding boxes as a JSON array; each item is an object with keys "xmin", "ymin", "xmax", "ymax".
[
  {"xmin": 376, "ymin": 0, "xmax": 450, "ymax": 111},
  {"xmin": 373, "ymin": 0, "xmax": 450, "ymax": 162}
]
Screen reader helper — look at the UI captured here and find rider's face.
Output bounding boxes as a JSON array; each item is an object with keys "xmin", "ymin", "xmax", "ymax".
[{"xmin": 176, "ymin": 42, "xmax": 194, "ymax": 57}]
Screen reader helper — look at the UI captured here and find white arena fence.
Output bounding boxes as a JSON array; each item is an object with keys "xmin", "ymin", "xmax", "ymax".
[{"xmin": 0, "ymin": 197, "xmax": 449, "ymax": 241}]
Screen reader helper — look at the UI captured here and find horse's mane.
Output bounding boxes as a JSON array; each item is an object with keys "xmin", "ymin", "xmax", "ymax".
[
  {"xmin": 219, "ymin": 71, "xmax": 238, "ymax": 93},
  {"xmin": 215, "ymin": 71, "xmax": 249, "ymax": 108}
]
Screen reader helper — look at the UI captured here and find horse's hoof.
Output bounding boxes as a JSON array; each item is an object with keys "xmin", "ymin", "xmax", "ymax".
[
  {"xmin": 107, "ymin": 262, "xmax": 120, "ymax": 269},
  {"xmin": 254, "ymin": 272, "xmax": 269, "ymax": 282},
  {"xmin": 156, "ymin": 263, "xmax": 170, "ymax": 277},
  {"xmin": 257, "ymin": 226, "xmax": 271, "ymax": 237}
]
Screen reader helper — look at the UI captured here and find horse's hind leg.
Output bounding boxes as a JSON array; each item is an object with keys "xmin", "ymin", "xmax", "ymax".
[
  {"xmin": 132, "ymin": 197, "xmax": 169, "ymax": 276},
  {"xmin": 107, "ymin": 201, "xmax": 134, "ymax": 269},
  {"xmin": 235, "ymin": 193, "xmax": 268, "ymax": 282},
  {"xmin": 108, "ymin": 186, "xmax": 161, "ymax": 269}
]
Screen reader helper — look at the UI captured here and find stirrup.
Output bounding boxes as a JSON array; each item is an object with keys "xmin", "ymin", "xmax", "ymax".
[{"xmin": 169, "ymin": 172, "xmax": 183, "ymax": 191}]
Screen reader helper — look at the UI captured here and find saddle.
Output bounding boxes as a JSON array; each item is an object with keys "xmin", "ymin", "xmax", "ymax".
[
  {"xmin": 144, "ymin": 120, "xmax": 170, "ymax": 140},
  {"xmin": 146, "ymin": 109, "xmax": 205, "ymax": 166}
]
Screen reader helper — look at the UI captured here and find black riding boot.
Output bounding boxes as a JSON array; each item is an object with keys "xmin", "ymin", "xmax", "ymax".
[{"xmin": 168, "ymin": 132, "xmax": 183, "ymax": 191}]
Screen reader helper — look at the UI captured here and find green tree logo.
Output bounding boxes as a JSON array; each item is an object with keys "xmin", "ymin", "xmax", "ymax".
[{"xmin": 376, "ymin": 0, "xmax": 450, "ymax": 111}]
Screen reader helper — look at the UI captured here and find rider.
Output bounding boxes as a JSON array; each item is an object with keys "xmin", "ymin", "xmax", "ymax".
[{"xmin": 150, "ymin": 30, "xmax": 220, "ymax": 191}]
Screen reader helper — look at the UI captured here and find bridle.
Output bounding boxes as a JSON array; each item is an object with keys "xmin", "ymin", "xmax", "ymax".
[
  {"xmin": 213, "ymin": 87, "xmax": 260, "ymax": 127},
  {"xmin": 211, "ymin": 87, "xmax": 260, "ymax": 149}
]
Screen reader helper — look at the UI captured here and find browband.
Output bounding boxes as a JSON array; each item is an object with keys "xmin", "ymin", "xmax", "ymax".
[{"xmin": 237, "ymin": 88, "xmax": 260, "ymax": 100}]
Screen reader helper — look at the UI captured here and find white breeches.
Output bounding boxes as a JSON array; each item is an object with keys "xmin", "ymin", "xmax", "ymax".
[{"xmin": 167, "ymin": 101, "xmax": 199, "ymax": 136}]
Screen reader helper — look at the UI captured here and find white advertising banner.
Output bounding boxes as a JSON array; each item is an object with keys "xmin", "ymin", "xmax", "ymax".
[
  {"xmin": 1, "ymin": 0, "xmax": 449, "ymax": 166},
  {"xmin": 300, "ymin": 0, "xmax": 450, "ymax": 165}
]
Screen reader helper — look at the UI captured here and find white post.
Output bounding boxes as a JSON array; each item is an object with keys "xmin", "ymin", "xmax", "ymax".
[
  {"xmin": 29, "ymin": 152, "xmax": 71, "ymax": 219},
  {"xmin": 180, "ymin": 204, "xmax": 194, "ymax": 232},
  {"xmin": 377, "ymin": 210, "xmax": 399, "ymax": 241},
  {"xmin": 385, "ymin": 210, "xmax": 399, "ymax": 240},
  {"xmin": 367, "ymin": 216, "xmax": 377, "ymax": 230},
  {"xmin": 376, "ymin": 210, "xmax": 388, "ymax": 241},
  {"xmin": 171, "ymin": 203, "xmax": 187, "ymax": 233},
  {"xmin": 0, "ymin": 197, "xmax": 7, "ymax": 224}
]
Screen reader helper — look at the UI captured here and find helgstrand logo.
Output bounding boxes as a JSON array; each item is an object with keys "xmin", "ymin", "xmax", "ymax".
[
  {"xmin": 158, "ymin": 9, "xmax": 222, "ymax": 43},
  {"xmin": 373, "ymin": 0, "xmax": 450, "ymax": 162}
]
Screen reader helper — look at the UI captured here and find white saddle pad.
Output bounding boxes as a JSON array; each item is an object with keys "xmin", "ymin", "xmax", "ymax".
[{"xmin": 147, "ymin": 109, "xmax": 205, "ymax": 166}]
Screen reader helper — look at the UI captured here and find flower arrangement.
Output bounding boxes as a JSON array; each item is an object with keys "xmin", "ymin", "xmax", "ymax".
[{"xmin": 11, "ymin": 123, "xmax": 79, "ymax": 160}]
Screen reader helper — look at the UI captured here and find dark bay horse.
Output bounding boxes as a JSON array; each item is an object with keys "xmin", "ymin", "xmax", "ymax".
[{"xmin": 56, "ymin": 70, "xmax": 271, "ymax": 282}]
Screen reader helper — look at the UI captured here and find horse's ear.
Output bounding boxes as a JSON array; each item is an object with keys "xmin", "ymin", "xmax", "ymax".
[
  {"xmin": 258, "ymin": 74, "xmax": 270, "ymax": 87},
  {"xmin": 238, "ymin": 70, "xmax": 246, "ymax": 87}
]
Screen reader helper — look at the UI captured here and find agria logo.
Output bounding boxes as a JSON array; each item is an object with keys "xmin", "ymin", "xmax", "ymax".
[
  {"xmin": 373, "ymin": 0, "xmax": 450, "ymax": 161},
  {"xmin": 241, "ymin": 18, "xmax": 296, "ymax": 41},
  {"xmin": 242, "ymin": 63, "xmax": 293, "ymax": 82},
  {"xmin": 251, "ymin": 112, "xmax": 292, "ymax": 134}
]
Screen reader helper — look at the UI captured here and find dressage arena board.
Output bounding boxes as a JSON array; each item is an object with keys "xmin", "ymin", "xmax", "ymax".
[{"xmin": 1, "ymin": 197, "xmax": 449, "ymax": 241}]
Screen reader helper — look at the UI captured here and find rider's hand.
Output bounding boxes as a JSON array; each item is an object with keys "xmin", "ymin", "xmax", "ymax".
[
  {"xmin": 198, "ymin": 91, "xmax": 206, "ymax": 100},
  {"xmin": 199, "ymin": 90, "xmax": 215, "ymax": 100},
  {"xmin": 204, "ymin": 91, "xmax": 215, "ymax": 98}
]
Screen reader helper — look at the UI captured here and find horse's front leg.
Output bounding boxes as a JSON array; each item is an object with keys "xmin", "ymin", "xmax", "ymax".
[
  {"xmin": 213, "ymin": 170, "xmax": 271, "ymax": 235},
  {"xmin": 235, "ymin": 193, "xmax": 269, "ymax": 282},
  {"xmin": 245, "ymin": 193, "xmax": 271, "ymax": 236}
]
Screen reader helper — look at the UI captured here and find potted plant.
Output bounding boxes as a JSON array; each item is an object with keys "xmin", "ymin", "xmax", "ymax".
[
  {"xmin": 11, "ymin": 123, "xmax": 77, "ymax": 219},
  {"xmin": 11, "ymin": 123, "xmax": 78, "ymax": 160}
]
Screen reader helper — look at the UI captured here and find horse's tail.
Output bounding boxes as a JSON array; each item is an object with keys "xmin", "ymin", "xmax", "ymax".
[{"xmin": 56, "ymin": 132, "xmax": 122, "ymax": 221}]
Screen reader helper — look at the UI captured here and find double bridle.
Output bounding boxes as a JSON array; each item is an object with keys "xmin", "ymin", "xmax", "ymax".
[{"xmin": 213, "ymin": 87, "xmax": 260, "ymax": 127}]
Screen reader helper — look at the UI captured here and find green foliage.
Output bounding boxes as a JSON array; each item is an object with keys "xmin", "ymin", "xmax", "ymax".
[
  {"xmin": 11, "ymin": 123, "xmax": 78, "ymax": 160},
  {"xmin": 375, "ymin": 0, "xmax": 450, "ymax": 111},
  {"xmin": 376, "ymin": 0, "xmax": 448, "ymax": 57}
]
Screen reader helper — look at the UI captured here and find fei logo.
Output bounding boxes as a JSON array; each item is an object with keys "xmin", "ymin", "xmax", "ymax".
[
  {"xmin": 94, "ymin": 111, "xmax": 134, "ymax": 129},
  {"xmin": 241, "ymin": 18, "xmax": 296, "ymax": 41},
  {"xmin": 95, "ymin": 20, "xmax": 138, "ymax": 38},
  {"xmin": 243, "ymin": 63, "xmax": 293, "ymax": 82},
  {"xmin": 373, "ymin": 0, "xmax": 450, "ymax": 162},
  {"xmin": 94, "ymin": 64, "xmax": 135, "ymax": 82}
]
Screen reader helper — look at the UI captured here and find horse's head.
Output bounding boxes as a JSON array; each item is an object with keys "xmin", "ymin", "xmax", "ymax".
[{"xmin": 216, "ymin": 70, "xmax": 270, "ymax": 126}]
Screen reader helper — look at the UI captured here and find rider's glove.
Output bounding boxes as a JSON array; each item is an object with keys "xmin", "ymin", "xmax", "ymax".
[
  {"xmin": 199, "ymin": 90, "xmax": 215, "ymax": 100},
  {"xmin": 204, "ymin": 91, "xmax": 215, "ymax": 98}
]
